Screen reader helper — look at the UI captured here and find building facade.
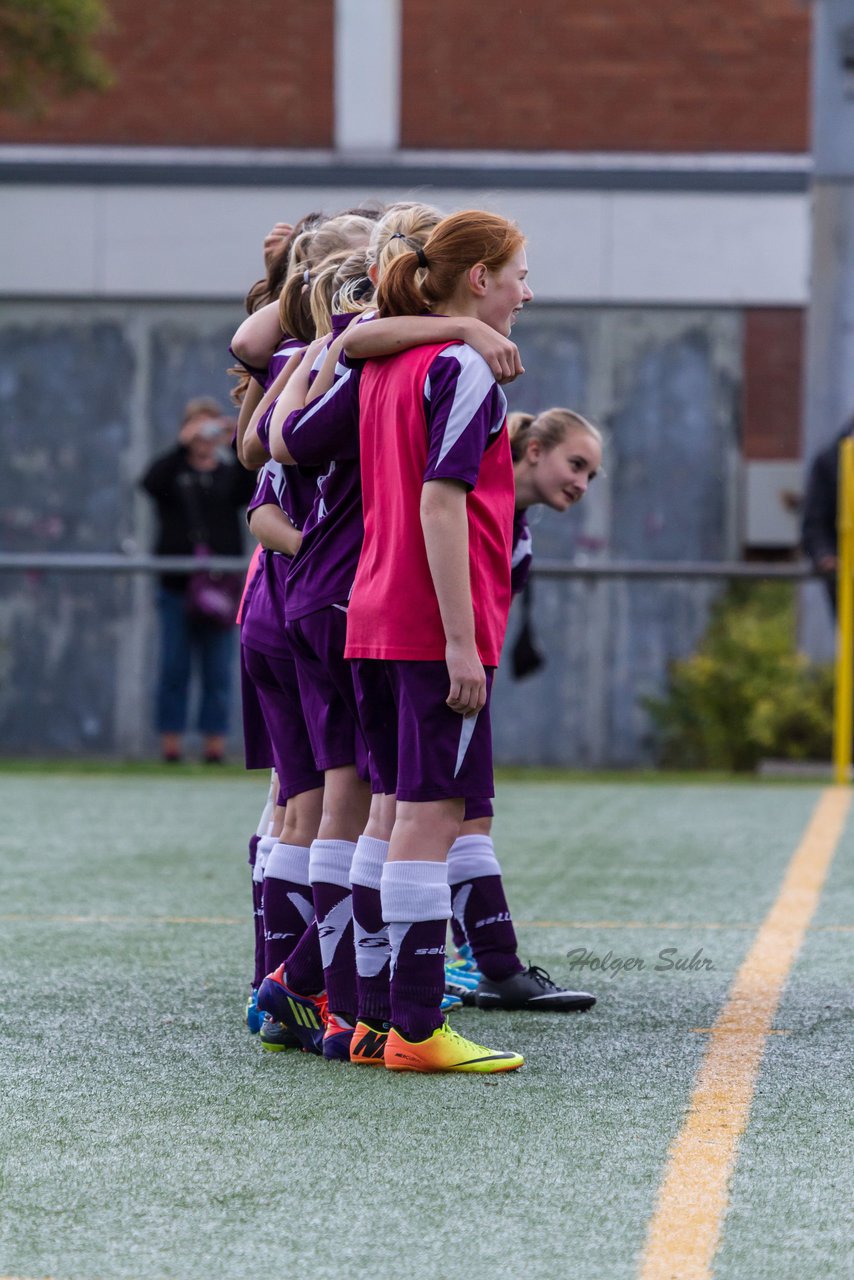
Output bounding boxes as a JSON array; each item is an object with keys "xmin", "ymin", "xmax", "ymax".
[{"xmin": 0, "ymin": 0, "xmax": 814, "ymax": 762}]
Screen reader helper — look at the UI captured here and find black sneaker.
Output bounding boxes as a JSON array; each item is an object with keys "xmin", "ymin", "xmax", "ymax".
[
  {"xmin": 474, "ymin": 965, "xmax": 596, "ymax": 1013},
  {"xmin": 259, "ymin": 1015, "xmax": 302, "ymax": 1052}
]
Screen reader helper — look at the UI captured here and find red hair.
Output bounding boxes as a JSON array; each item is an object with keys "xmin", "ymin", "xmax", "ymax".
[{"xmin": 377, "ymin": 210, "xmax": 524, "ymax": 318}]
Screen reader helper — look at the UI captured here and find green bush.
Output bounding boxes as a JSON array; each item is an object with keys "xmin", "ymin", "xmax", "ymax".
[{"xmin": 644, "ymin": 582, "xmax": 834, "ymax": 771}]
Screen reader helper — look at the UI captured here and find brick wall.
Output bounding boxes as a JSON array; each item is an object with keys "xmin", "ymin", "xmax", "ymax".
[
  {"xmin": 401, "ymin": 0, "xmax": 809, "ymax": 152},
  {"xmin": 0, "ymin": 0, "xmax": 333, "ymax": 147},
  {"xmin": 742, "ymin": 309, "xmax": 804, "ymax": 460},
  {"xmin": 0, "ymin": 0, "xmax": 808, "ymax": 152}
]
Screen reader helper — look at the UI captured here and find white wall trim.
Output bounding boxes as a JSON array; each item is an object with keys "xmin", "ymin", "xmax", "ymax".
[
  {"xmin": 334, "ymin": 0, "xmax": 401, "ymax": 153},
  {"xmin": 0, "ymin": 184, "xmax": 809, "ymax": 305}
]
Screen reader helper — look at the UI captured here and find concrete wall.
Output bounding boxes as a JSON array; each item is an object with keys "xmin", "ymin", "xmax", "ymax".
[{"xmin": 0, "ymin": 300, "xmax": 739, "ymax": 764}]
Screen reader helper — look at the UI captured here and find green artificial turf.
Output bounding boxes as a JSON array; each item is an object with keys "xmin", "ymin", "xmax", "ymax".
[{"xmin": 0, "ymin": 775, "xmax": 850, "ymax": 1280}]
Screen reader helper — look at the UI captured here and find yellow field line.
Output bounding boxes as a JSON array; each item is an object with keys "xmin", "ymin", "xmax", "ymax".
[{"xmin": 637, "ymin": 786, "xmax": 851, "ymax": 1280}]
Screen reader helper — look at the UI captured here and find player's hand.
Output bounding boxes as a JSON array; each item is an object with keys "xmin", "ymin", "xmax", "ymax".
[
  {"xmin": 462, "ymin": 320, "xmax": 525, "ymax": 384},
  {"xmin": 263, "ymin": 222, "xmax": 293, "ymax": 268},
  {"xmin": 302, "ymin": 336, "xmax": 330, "ymax": 368},
  {"xmin": 445, "ymin": 641, "xmax": 486, "ymax": 717},
  {"xmin": 817, "ymin": 554, "xmax": 838, "ymax": 573}
]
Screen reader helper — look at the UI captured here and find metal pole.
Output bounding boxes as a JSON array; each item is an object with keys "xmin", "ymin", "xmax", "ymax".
[{"xmin": 802, "ymin": 0, "xmax": 854, "ymax": 662}]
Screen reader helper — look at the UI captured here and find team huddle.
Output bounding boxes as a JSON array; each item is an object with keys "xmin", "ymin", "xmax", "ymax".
[{"xmin": 230, "ymin": 201, "xmax": 603, "ymax": 1074}]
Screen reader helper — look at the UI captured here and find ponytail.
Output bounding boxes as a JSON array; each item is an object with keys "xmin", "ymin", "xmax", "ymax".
[{"xmin": 377, "ymin": 209, "xmax": 524, "ymax": 319}]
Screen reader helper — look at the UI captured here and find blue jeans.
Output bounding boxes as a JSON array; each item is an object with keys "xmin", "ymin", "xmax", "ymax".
[{"xmin": 155, "ymin": 586, "xmax": 234, "ymax": 735}]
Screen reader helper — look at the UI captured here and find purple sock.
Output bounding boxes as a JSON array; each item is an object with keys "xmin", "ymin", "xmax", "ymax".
[
  {"xmin": 285, "ymin": 920, "xmax": 325, "ymax": 994},
  {"xmin": 448, "ymin": 835, "xmax": 523, "ymax": 981},
  {"xmin": 382, "ymin": 860, "xmax": 451, "ymax": 1042},
  {"xmin": 262, "ymin": 842, "xmax": 314, "ymax": 975},
  {"xmin": 350, "ymin": 836, "xmax": 391, "ymax": 1022},
  {"xmin": 310, "ymin": 840, "xmax": 357, "ymax": 1022}
]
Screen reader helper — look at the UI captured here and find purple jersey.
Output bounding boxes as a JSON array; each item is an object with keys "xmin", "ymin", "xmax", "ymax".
[
  {"xmin": 229, "ymin": 334, "xmax": 304, "ymax": 390},
  {"xmin": 266, "ymin": 336, "xmax": 306, "ymax": 390},
  {"xmin": 280, "ymin": 312, "xmax": 371, "ymax": 620},
  {"xmin": 511, "ymin": 510, "xmax": 532, "ymax": 595},
  {"xmin": 282, "ymin": 361, "xmax": 363, "ymax": 620},
  {"xmin": 241, "ymin": 452, "xmax": 319, "ymax": 658}
]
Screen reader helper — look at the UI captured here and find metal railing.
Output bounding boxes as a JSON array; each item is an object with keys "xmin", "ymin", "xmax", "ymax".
[{"xmin": 0, "ymin": 552, "xmax": 821, "ymax": 580}]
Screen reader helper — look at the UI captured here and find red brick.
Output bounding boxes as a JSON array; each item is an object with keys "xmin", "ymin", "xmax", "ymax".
[
  {"xmin": 0, "ymin": 0, "xmax": 333, "ymax": 147},
  {"xmin": 743, "ymin": 309, "xmax": 804, "ymax": 460},
  {"xmin": 401, "ymin": 0, "xmax": 808, "ymax": 152}
]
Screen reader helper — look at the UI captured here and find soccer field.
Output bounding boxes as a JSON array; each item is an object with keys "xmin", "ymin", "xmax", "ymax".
[{"xmin": 2, "ymin": 770, "xmax": 852, "ymax": 1280}]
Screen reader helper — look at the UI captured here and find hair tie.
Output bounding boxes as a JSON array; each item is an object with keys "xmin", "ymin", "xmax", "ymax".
[
  {"xmin": 388, "ymin": 231, "xmax": 428, "ymax": 269},
  {"xmin": 303, "ymin": 268, "xmax": 311, "ymax": 284}
]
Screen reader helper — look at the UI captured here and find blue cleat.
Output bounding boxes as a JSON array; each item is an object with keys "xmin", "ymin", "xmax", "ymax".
[
  {"xmin": 322, "ymin": 1012, "xmax": 355, "ymax": 1061},
  {"xmin": 257, "ymin": 964, "xmax": 328, "ymax": 1055},
  {"xmin": 441, "ymin": 990, "xmax": 463, "ymax": 1014},
  {"xmin": 445, "ymin": 957, "xmax": 481, "ymax": 1005},
  {"xmin": 246, "ymin": 987, "xmax": 265, "ymax": 1034}
]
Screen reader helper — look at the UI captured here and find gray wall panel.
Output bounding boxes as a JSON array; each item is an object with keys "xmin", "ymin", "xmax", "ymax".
[{"xmin": 0, "ymin": 300, "xmax": 741, "ymax": 763}]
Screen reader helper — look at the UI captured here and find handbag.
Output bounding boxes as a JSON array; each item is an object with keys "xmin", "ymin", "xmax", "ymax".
[
  {"xmin": 179, "ymin": 472, "xmax": 244, "ymax": 628},
  {"xmin": 186, "ymin": 542, "xmax": 244, "ymax": 627}
]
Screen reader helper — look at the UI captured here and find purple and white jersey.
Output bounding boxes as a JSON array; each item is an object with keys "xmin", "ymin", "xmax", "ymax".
[
  {"xmin": 241, "ymin": 445, "xmax": 318, "ymax": 658},
  {"xmin": 266, "ymin": 336, "xmax": 306, "ymax": 390},
  {"xmin": 281, "ymin": 311, "xmax": 374, "ymax": 621},
  {"xmin": 511, "ymin": 510, "xmax": 532, "ymax": 595},
  {"xmin": 229, "ymin": 334, "xmax": 305, "ymax": 391},
  {"xmin": 282, "ymin": 359, "xmax": 363, "ymax": 620},
  {"xmin": 421, "ymin": 343, "xmax": 507, "ymax": 489}
]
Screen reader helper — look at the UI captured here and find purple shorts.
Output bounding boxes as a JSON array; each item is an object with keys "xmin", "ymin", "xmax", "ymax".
[
  {"xmin": 240, "ymin": 644, "xmax": 274, "ymax": 771},
  {"xmin": 351, "ymin": 659, "xmax": 495, "ymax": 804},
  {"xmin": 286, "ymin": 606, "xmax": 369, "ymax": 779},
  {"xmin": 464, "ymin": 797, "xmax": 494, "ymax": 821},
  {"xmin": 241, "ymin": 642, "xmax": 324, "ymax": 801}
]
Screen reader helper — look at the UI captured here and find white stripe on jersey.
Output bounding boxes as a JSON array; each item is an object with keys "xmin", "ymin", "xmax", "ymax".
[
  {"xmin": 287, "ymin": 365, "xmax": 355, "ymax": 436},
  {"xmin": 454, "ymin": 711, "xmax": 479, "ymax": 778},
  {"xmin": 268, "ymin": 460, "xmax": 287, "ymax": 508},
  {"xmin": 426, "ymin": 345, "xmax": 507, "ymax": 468},
  {"xmin": 511, "ymin": 526, "xmax": 533, "ymax": 568},
  {"xmin": 310, "ymin": 341, "xmax": 331, "ymax": 375}
]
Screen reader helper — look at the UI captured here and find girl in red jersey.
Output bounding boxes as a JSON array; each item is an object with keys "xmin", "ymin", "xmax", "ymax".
[{"xmin": 345, "ymin": 210, "xmax": 533, "ymax": 1073}]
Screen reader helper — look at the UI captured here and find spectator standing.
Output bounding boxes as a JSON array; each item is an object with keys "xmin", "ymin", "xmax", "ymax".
[
  {"xmin": 802, "ymin": 417, "xmax": 854, "ymax": 615},
  {"xmin": 140, "ymin": 397, "xmax": 256, "ymax": 762}
]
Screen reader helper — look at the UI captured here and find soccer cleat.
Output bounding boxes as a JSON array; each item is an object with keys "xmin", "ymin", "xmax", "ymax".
[
  {"xmin": 385, "ymin": 1019, "xmax": 524, "ymax": 1074},
  {"xmin": 322, "ymin": 1012, "xmax": 355, "ymax": 1061},
  {"xmin": 441, "ymin": 991, "xmax": 463, "ymax": 1013},
  {"xmin": 259, "ymin": 1015, "xmax": 301, "ymax": 1052},
  {"xmin": 257, "ymin": 963, "xmax": 328, "ymax": 1054},
  {"xmin": 245, "ymin": 987, "xmax": 265, "ymax": 1034},
  {"xmin": 445, "ymin": 959, "xmax": 480, "ymax": 1004},
  {"xmin": 349, "ymin": 1019, "xmax": 390, "ymax": 1066},
  {"xmin": 474, "ymin": 965, "xmax": 596, "ymax": 1013},
  {"xmin": 452, "ymin": 943, "xmax": 483, "ymax": 980}
]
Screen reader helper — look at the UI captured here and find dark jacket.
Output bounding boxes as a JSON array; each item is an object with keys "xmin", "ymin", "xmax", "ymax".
[
  {"xmin": 801, "ymin": 429, "xmax": 850, "ymax": 568},
  {"xmin": 140, "ymin": 445, "xmax": 256, "ymax": 590}
]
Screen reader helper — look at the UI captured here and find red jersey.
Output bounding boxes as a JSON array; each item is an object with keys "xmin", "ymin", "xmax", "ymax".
[{"xmin": 344, "ymin": 341, "xmax": 514, "ymax": 666}]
